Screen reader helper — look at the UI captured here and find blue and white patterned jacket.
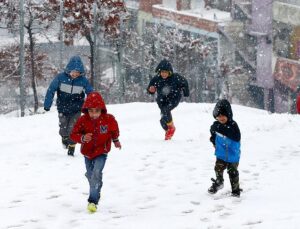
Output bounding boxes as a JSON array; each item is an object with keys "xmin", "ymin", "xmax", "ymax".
[{"xmin": 44, "ymin": 56, "xmax": 93, "ymax": 115}]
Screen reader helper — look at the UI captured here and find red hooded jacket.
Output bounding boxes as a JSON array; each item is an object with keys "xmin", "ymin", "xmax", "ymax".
[{"xmin": 70, "ymin": 92, "xmax": 119, "ymax": 159}]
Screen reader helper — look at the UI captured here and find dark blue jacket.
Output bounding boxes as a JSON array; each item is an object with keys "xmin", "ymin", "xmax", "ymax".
[
  {"xmin": 147, "ymin": 59, "xmax": 189, "ymax": 106},
  {"xmin": 210, "ymin": 99, "xmax": 241, "ymax": 163},
  {"xmin": 44, "ymin": 56, "xmax": 93, "ymax": 115}
]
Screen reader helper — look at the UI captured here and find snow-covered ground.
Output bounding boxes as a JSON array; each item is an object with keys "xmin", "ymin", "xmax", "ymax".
[{"xmin": 1, "ymin": 102, "xmax": 300, "ymax": 229}]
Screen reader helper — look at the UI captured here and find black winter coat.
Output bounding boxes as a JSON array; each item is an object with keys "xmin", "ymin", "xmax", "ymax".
[{"xmin": 147, "ymin": 73, "xmax": 189, "ymax": 106}]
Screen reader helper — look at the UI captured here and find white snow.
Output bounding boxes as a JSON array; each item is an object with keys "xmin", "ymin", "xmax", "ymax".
[{"xmin": 1, "ymin": 102, "xmax": 300, "ymax": 228}]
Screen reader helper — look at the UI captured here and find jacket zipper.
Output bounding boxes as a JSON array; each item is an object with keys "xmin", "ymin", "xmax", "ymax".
[
  {"xmin": 225, "ymin": 138, "xmax": 228, "ymax": 161},
  {"xmin": 92, "ymin": 120, "xmax": 97, "ymax": 153},
  {"xmin": 104, "ymin": 141, "xmax": 107, "ymax": 151},
  {"xmin": 71, "ymin": 79, "xmax": 74, "ymax": 94}
]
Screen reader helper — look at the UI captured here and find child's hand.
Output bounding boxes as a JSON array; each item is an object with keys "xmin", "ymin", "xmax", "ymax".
[
  {"xmin": 148, "ymin": 86, "xmax": 156, "ymax": 93},
  {"xmin": 114, "ymin": 141, "xmax": 122, "ymax": 149},
  {"xmin": 83, "ymin": 133, "xmax": 93, "ymax": 142}
]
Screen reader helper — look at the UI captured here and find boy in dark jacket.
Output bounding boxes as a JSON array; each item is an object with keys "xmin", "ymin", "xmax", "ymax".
[
  {"xmin": 147, "ymin": 59, "xmax": 189, "ymax": 140},
  {"xmin": 208, "ymin": 99, "xmax": 242, "ymax": 197},
  {"xmin": 70, "ymin": 91, "xmax": 121, "ymax": 213},
  {"xmin": 44, "ymin": 56, "xmax": 93, "ymax": 156}
]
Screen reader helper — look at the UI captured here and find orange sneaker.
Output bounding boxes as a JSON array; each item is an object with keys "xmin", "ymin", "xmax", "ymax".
[{"xmin": 165, "ymin": 124, "xmax": 176, "ymax": 140}]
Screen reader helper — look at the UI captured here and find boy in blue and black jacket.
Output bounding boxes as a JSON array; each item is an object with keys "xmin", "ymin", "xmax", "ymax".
[
  {"xmin": 208, "ymin": 99, "xmax": 242, "ymax": 197},
  {"xmin": 44, "ymin": 56, "xmax": 93, "ymax": 156}
]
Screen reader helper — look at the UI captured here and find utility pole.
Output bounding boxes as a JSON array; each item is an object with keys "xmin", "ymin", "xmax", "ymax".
[
  {"xmin": 59, "ymin": 0, "xmax": 64, "ymax": 70},
  {"xmin": 92, "ymin": 2, "xmax": 97, "ymax": 88},
  {"xmin": 19, "ymin": 0, "xmax": 26, "ymax": 117},
  {"xmin": 117, "ymin": 18, "xmax": 126, "ymax": 103}
]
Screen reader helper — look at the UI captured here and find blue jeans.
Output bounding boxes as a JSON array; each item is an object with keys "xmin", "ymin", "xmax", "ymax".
[{"xmin": 84, "ymin": 154, "xmax": 107, "ymax": 205}]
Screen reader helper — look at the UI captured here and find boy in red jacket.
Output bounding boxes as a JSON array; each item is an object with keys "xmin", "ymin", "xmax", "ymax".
[{"xmin": 70, "ymin": 92, "xmax": 121, "ymax": 213}]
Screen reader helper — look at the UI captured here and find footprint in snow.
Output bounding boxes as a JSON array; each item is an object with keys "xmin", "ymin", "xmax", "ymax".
[
  {"xmin": 11, "ymin": 200, "xmax": 23, "ymax": 204},
  {"xmin": 46, "ymin": 194, "xmax": 61, "ymax": 200},
  {"xmin": 290, "ymin": 151, "xmax": 300, "ymax": 157},
  {"xmin": 144, "ymin": 163, "xmax": 151, "ymax": 167},
  {"xmin": 145, "ymin": 196, "xmax": 157, "ymax": 202},
  {"xmin": 182, "ymin": 209, "xmax": 194, "ymax": 214},
  {"xmin": 138, "ymin": 204, "xmax": 155, "ymax": 210},
  {"xmin": 200, "ymin": 217, "xmax": 210, "ymax": 222},
  {"xmin": 219, "ymin": 211, "xmax": 232, "ymax": 217},
  {"xmin": 211, "ymin": 204, "xmax": 226, "ymax": 213},
  {"xmin": 112, "ymin": 214, "xmax": 127, "ymax": 219},
  {"xmin": 243, "ymin": 219, "xmax": 263, "ymax": 225},
  {"xmin": 6, "ymin": 224, "xmax": 24, "ymax": 228},
  {"xmin": 190, "ymin": 201, "xmax": 200, "ymax": 206}
]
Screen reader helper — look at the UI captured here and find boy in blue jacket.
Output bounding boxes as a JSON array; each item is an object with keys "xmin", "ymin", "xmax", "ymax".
[
  {"xmin": 44, "ymin": 56, "xmax": 93, "ymax": 156},
  {"xmin": 208, "ymin": 99, "xmax": 242, "ymax": 197}
]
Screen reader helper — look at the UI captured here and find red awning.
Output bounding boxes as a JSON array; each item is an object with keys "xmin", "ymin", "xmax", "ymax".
[{"xmin": 274, "ymin": 57, "xmax": 300, "ymax": 92}]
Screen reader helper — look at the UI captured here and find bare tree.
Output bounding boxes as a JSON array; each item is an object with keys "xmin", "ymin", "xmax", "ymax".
[
  {"xmin": 0, "ymin": 0, "xmax": 57, "ymax": 113},
  {"xmin": 0, "ymin": 43, "xmax": 57, "ymax": 114},
  {"xmin": 48, "ymin": 0, "xmax": 128, "ymax": 88}
]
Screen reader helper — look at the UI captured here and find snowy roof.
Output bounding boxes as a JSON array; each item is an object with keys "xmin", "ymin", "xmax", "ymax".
[{"xmin": 153, "ymin": 4, "xmax": 231, "ymax": 23}]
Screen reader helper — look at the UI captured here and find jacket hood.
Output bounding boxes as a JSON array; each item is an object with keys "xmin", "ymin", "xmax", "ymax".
[
  {"xmin": 213, "ymin": 99, "xmax": 233, "ymax": 120},
  {"xmin": 155, "ymin": 59, "xmax": 173, "ymax": 74},
  {"xmin": 65, "ymin": 56, "xmax": 85, "ymax": 75},
  {"xmin": 82, "ymin": 92, "xmax": 107, "ymax": 114}
]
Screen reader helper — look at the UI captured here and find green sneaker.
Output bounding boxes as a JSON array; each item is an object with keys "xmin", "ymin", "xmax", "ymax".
[{"xmin": 87, "ymin": 202, "xmax": 97, "ymax": 213}]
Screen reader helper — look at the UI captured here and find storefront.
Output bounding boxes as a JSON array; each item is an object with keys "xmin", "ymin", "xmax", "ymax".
[{"xmin": 273, "ymin": 57, "xmax": 300, "ymax": 113}]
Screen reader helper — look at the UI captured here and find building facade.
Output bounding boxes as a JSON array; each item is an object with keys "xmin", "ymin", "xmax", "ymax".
[{"xmin": 273, "ymin": 0, "xmax": 300, "ymax": 113}]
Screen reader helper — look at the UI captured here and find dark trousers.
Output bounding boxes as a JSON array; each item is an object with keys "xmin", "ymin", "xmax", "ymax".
[
  {"xmin": 58, "ymin": 111, "xmax": 81, "ymax": 145},
  {"xmin": 214, "ymin": 158, "xmax": 240, "ymax": 191},
  {"xmin": 158, "ymin": 100, "xmax": 179, "ymax": 130}
]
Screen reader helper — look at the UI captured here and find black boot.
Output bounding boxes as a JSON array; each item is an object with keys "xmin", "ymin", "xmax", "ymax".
[
  {"xmin": 231, "ymin": 188, "xmax": 242, "ymax": 197},
  {"xmin": 62, "ymin": 137, "xmax": 69, "ymax": 149},
  {"xmin": 67, "ymin": 144, "xmax": 75, "ymax": 156},
  {"xmin": 208, "ymin": 178, "xmax": 224, "ymax": 194}
]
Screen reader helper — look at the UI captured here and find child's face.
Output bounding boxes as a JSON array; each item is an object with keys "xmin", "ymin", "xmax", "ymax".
[
  {"xmin": 160, "ymin": 70, "xmax": 169, "ymax": 79},
  {"xmin": 70, "ymin": 70, "xmax": 81, "ymax": 79},
  {"xmin": 88, "ymin": 108, "xmax": 101, "ymax": 119},
  {"xmin": 216, "ymin": 114, "xmax": 228, "ymax": 124}
]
